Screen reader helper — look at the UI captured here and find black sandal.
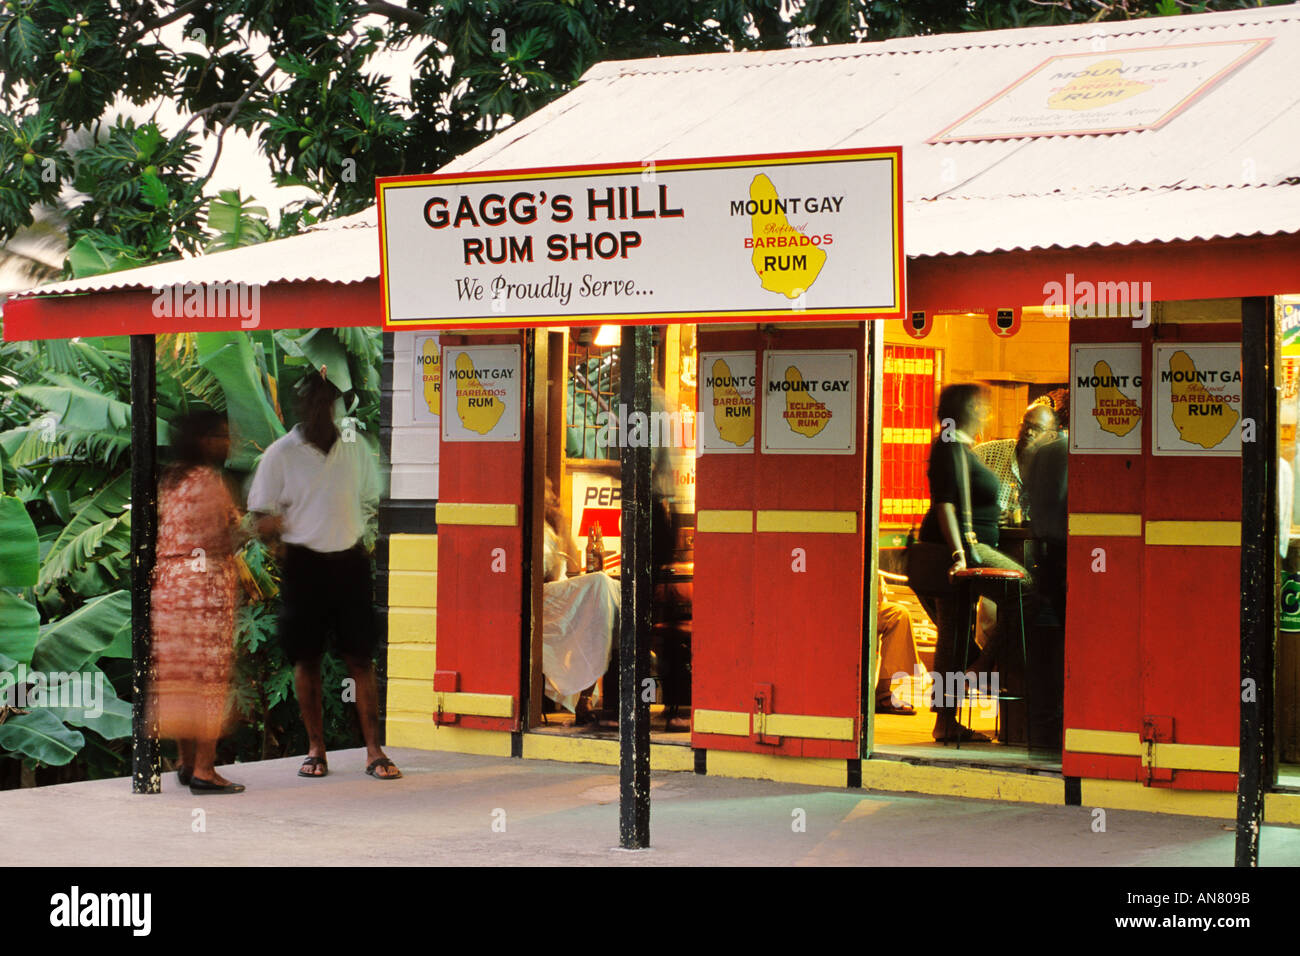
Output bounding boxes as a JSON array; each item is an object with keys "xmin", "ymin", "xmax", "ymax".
[
  {"xmin": 189, "ymin": 776, "xmax": 245, "ymax": 794},
  {"xmin": 366, "ymin": 756, "xmax": 402, "ymax": 780},
  {"xmin": 177, "ymin": 765, "xmax": 193, "ymax": 787},
  {"xmin": 298, "ymin": 755, "xmax": 328, "ymax": 778}
]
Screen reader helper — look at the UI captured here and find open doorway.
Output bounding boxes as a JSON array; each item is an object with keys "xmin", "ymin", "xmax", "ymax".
[
  {"xmin": 529, "ymin": 325, "xmax": 696, "ymax": 744},
  {"xmin": 872, "ymin": 311, "xmax": 1069, "ymax": 770}
]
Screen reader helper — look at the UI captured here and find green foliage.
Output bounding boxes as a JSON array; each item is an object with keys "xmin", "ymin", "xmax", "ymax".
[{"xmin": 0, "ymin": 312, "xmax": 382, "ymax": 783}]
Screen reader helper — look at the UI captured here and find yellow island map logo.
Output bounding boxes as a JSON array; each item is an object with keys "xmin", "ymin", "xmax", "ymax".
[
  {"xmin": 746, "ymin": 174, "xmax": 830, "ymax": 300},
  {"xmin": 710, "ymin": 357, "xmax": 755, "ymax": 447},
  {"xmin": 1091, "ymin": 359, "xmax": 1141, "ymax": 437},
  {"xmin": 779, "ymin": 365, "xmax": 832, "ymax": 437},
  {"xmin": 1165, "ymin": 349, "xmax": 1239, "ymax": 449}
]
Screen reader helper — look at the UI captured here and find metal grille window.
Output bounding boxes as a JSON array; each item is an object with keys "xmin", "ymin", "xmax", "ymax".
[
  {"xmin": 567, "ymin": 340, "xmax": 620, "ymax": 460},
  {"xmin": 880, "ymin": 344, "xmax": 940, "ymax": 527}
]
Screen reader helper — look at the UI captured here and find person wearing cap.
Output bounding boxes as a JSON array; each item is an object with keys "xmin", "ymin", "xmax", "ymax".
[{"xmin": 248, "ymin": 369, "xmax": 400, "ymax": 781}]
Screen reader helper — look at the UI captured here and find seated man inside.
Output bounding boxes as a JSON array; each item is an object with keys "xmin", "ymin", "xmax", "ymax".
[
  {"xmin": 974, "ymin": 398, "xmax": 1057, "ymax": 526},
  {"xmin": 971, "ymin": 399, "xmax": 1058, "ymax": 659},
  {"xmin": 541, "ymin": 478, "xmax": 620, "ymax": 725},
  {"xmin": 874, "ymin": 572, "xmax": 923, "ymax": 716}
]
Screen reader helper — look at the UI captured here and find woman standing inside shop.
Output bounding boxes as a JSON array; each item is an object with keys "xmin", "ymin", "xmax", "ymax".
[{"xmin": 916, "ymin": 384, "xmax": 1033, "ymax": 744}]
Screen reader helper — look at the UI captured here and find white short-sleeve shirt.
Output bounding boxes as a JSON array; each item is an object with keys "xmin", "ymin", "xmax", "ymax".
[{"xmin": 247, "ymin": 425, "xmax": 379, "ymax": 553}]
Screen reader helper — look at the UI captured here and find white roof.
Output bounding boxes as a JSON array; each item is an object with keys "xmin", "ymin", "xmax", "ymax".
[{"xmin": 21, "ymin": 3, "xmax": 1300, "ymax": 298}]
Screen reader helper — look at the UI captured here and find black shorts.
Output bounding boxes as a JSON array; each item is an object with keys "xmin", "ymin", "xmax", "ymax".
[{"xmin": 278, "ymin": 543, "xmax": 378, "ymax": 665}]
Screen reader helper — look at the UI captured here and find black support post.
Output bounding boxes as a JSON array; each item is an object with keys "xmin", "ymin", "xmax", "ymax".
[
  {"xmin": 1236, "ymin": 296, "xmax": 1277, "ymax": 865},
  {"xmin": 130, "ymin": 334, "xmax": 160, "ymax": 794},
  {"xmin": 619, "ymin": 324, "xmax": 653, "ymax": 849}
]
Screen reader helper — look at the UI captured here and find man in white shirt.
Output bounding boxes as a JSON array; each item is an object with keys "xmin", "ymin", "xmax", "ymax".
[{"xmin": 248, "ymin": 371, "xmax": 400, "ymax": 780}]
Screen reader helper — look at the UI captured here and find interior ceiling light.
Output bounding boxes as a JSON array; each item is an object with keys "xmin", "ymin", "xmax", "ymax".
[{"xmin": 593, "ymin": 325, "xmax": 621, "ymax": 347}]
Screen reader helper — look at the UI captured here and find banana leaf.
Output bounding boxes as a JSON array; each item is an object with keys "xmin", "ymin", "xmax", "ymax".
[
  {"xmin": 41, "ymin": 667, "xmax": 132, "ymax": 741},
  {"xmin": 197, "ymin": 332, "xmax": 285, "ymax": 471},
  {"xmin": 98, "ymin": 618, "xmax": 133, "ymax": 660},
  {"xmin": 0, "ymin": 496, "xmax": 38, "ymax": 587},
  {"xmin": 296, "ymin": 328, "xmax": 353, "ymax": 394},
  {"xmin": 38, "ymin": 472, "xmax": 131, "ymax": 590},
  {"xmin": 17, "ymin": 373, "xmax": 132, "ymax": 433},
  {"xmin": 31, "ymin": 590, "xmax": 131, "ymax": 674},
  {"xmin": 0, "ymin": 709, "xmax": 85, "ymax": 766},
  {"xmin": 0, "ymin": 590, "xmax": 40, "ymax": 665}
]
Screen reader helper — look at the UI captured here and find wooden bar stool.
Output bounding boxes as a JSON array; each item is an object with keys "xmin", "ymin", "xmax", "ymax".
[{"xmin": 948, "ymin": 566, "xmax": 1030, "ymax": 750}]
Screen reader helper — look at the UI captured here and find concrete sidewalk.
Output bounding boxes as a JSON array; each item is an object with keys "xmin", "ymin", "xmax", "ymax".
[{"xmin": 8, "ymin": 747, "xmax": 1300, "ymax": 866}]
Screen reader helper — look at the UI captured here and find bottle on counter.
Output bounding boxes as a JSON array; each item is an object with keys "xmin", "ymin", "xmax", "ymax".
[{"xmin": 586, "ymin": 521, "xmax": 605, "ymax": 573}]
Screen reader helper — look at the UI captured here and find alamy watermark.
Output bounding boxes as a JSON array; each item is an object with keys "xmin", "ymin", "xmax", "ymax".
[
  {"xmin": 151, "ymin": 282, "xmax": 261, "ymax": 329},
  {"xmin": 593, "ymin": 406, "xmax": 696, "ymax": 449},
  {"xmin": 1, "ymin": 664, "xmax": 105, "ymax": 719},
  {"xmin": 1042, "ymin": 273, "xmax": 1152, "ymax": 328}
]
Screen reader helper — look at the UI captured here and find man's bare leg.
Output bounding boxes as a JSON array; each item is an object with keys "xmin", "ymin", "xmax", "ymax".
[
  {"xmin": 342, "ymin": 653, "xmax": 399, "ymax": 778},
  {"xmin": 295, "ymin": 656, "xmax": 327, "ymax": 775}
]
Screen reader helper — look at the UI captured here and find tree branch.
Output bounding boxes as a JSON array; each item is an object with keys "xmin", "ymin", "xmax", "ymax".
[
  {"xmin": 123, "ymin": 0, "xmax": 209, "ymax": 46},
  {"xmin": 356, "ymin": 2, "xmax": 427, "ymax": 28}
]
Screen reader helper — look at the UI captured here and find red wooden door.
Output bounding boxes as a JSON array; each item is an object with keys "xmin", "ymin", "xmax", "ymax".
[
  {"xmin": 433, "ymin": 332, "xmax": 527, "ymax": 732},
  {"xmin": 1064, "ymin": 317, "xmax": 1242, "ymax": 791},
  {"xmin": 693, "ymin": 326, "xmax": 867, "ymax": 759}
]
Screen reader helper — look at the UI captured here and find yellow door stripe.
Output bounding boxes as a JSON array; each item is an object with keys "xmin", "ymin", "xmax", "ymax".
[
  {"xmin": 692, "ymin": 709, "xmax": 750, "ymax": 736},
  {"xmin": 435, "ymin": 502, "xmax": 519, "ymax": 527},
  {"xmin": 763, "ymin": 713, "xmax": 856, "ymax": 741},
  {"xmin": 388, "ymin": 570, "xmax": 438, "ymax": 609},
  {"xmin": 434, "ymin": 691, "xmax": 515, "ymax": 719},
  {"xmin": 693, "ymin": 709, "xmax": 855, "ymax": 740},
  {"xmin": 1065, "ymin": 728, "xmax": 1142, "ymax": 756},
  {"xmin": 1067, "ymin": 513, "xmax": 1142, "ymax": 537},
  {"xmin": 1144, "ymin": 520, "xmax": 1240, "ymax": 547},
  {"xmin": 707, "ymin": 751, "xmax": 848, "ymax": 787},
  {"xmin": 1065, "ymin": 728, "xmax": 1238, "ymax": 772},
  {"xmin": 696, "ymin": 510, "xmax": 754, "ymax": 534},
  {"xmin": 388, "ymin": 533, "xmax": 438, "ymax": 570},
  {"xmin": 756, "ymin": 510, "xmax": 858, "ymax": 534}
]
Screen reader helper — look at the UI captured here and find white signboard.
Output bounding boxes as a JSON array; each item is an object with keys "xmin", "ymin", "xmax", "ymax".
[
  {"xmin": 1070, "ymin": 343, "xmax": 1143, "ymax": 455},
  {"xmin": 441, "ymin": 344, "xmax": 521, "ymax": 443},
  {"xmin": 1152, "ymin": 342, "xmax": 1242, "ymax": 457},
  {"xmin": 931, "ymin": 39, "xmax": 1270, "ymax": 143},
  {"xmin": 697, "ymin": 351, "xmax": 757, "ymax": 454},
  {"xmin": 760, "ymin": 349, "xmax": 858, "ymax": 455},
  {"xmin": 377, "ymin": 149, "xmax": 903, "ymax": 330},
  {"xmin": 410, "ymin": 332, "xmax": 441, "ymax": 424}
]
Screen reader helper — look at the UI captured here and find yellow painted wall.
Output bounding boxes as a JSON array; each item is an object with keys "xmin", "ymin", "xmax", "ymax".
[{"xmin": 385, "ymin": 533, "xmax": 440, "ymax": 749}]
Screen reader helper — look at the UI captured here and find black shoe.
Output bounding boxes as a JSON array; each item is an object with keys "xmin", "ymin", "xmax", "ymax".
[
  {"xmin": 177, "ymin": 765, "xmax": 193, "ymax": 787},
  {"xmin": 189, "ymin": 776, "xmax": 245, "ymax": 794}
]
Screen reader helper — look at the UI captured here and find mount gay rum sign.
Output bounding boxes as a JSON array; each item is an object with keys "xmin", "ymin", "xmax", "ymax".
[
  {"xmin": 376, "ymin": 148, "xmax": 903, "ymax": 331},
  {"xmin": 930, "ymin": 38, "xmax": 1270, "ymax": 143}
]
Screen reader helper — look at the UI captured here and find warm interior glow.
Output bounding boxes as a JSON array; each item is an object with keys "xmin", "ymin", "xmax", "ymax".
[{"xmin": 593, "ymin": 325, "xmax": 621, "ymax": 347}]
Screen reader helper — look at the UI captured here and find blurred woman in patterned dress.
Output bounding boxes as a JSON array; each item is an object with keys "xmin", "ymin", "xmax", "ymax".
[{"xmin": 149, "ymin": 410, "xmax": 246, "ymax": 794}]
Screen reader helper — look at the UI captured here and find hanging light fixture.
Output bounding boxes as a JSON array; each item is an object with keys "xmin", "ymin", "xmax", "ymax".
[{"xmin": 593, "ymin": 324, "xmax": 621, "ymax": 347}]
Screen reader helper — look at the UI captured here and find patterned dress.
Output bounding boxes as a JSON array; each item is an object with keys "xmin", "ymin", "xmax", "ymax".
[{"xmin": 148, "ymin": 466, "xmax": 241, "ymax": 741}]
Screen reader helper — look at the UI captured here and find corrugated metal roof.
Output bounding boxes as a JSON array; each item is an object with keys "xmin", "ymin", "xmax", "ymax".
[
  {"xmin": 18, "ymin": 4, "xmax": 1300, "ymax": 298},
  {"xmin": 24, "ymin": 206, "xmax": 378, "ymax": 297}
]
